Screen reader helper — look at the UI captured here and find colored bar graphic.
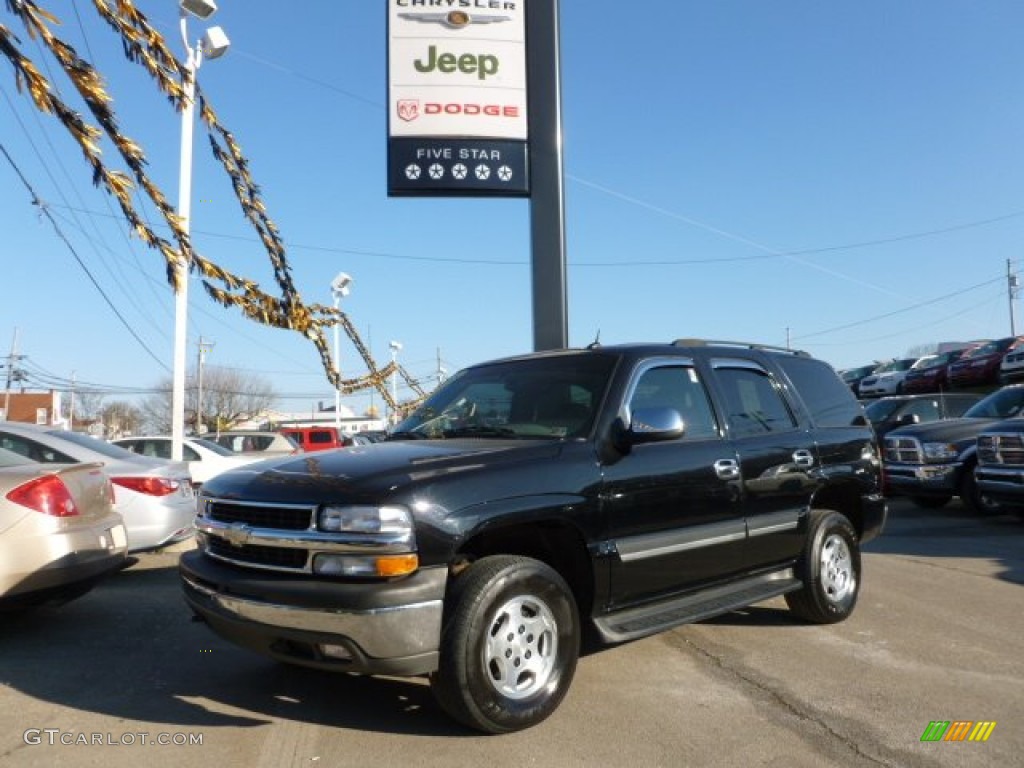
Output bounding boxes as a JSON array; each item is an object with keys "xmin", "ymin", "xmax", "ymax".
[
  {"xmin": 920, "ymin": 720, "xmax": 997, "ymax": 743},
  {"xmin": 944, "ymin": 721, "xmax": 973, "ymax": 741},
  {"xmin": 920, "ymin": 721, "xmax": 950, "ymax": 742},
  {"xmin": 968, "ymin": 722, "xmax": 997, "ymax": 742}
]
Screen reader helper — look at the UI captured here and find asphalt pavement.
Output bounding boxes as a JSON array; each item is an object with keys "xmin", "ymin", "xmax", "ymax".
[{"xmin": 0, "ymin": 498, "xmax": 1021, "ymax": 768}]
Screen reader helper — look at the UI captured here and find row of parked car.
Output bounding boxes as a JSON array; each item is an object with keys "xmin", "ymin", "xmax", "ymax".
[
  {"xmin": 867, "ymin": 384, "xmax": 1024, "ymax": 519},
  {"xmin": 840, "ymin": 336, "xmax": 1024, "ymax": 397},
  {"xmin": 0, "ymin": 423, "xmax": 386, "ymax": 612}
]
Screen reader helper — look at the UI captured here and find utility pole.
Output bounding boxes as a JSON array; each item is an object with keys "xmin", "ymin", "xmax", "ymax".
[
  {"xmin": 196, "ymin": 337, "xmax": 214, "ymax": 435},
  {"xmin": 1008, "ymin": 259, "xmax": 1018, "ymax": 336},
  {"xmin": 3, "ymin": 327, "xmax": 21, "ymax": 421},
  {"xmin": 69, "ymin": 370, "xmax": 76, "ymax": 431}
]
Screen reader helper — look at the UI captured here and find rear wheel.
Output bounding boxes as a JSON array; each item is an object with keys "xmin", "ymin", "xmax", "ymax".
[
  {"xmin": 786, "ymin": 510, "xmax": 860, "ymax": 624},
  {"xmin": 430, "ymin": 555, "xmax": 580, "ymax": 734}
]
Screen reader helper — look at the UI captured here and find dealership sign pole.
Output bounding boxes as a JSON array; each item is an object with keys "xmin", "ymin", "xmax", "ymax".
[{"xmin": 387, "ymin": 0, "xmax": 568, "ymax": 350}]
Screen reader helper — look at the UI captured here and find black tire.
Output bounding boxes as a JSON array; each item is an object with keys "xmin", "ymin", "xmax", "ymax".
[
  {"xmin": 430, "ymin": 555, "xmax": 579, "ymax": 734},
  {"xmin": 785, "ymin": 510, "xmax": 860, "ymax": 624},
  {"xmin": 909, "ymin": 495, "xmax": 951, "ymax": 509},
  {"xmin": 958, "ymin": 467, "xmax": 1000, "ymax": 515}
]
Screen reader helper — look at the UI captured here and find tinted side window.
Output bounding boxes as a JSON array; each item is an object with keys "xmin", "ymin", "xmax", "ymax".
[
  {"xmin": 309, "ymin": 431, "xmax": 334, "ymax": 445},
  {"xmin": 628, "ymin": 365, "xmax": 719, "ymax": 439},
  {"xmin": 775, "ymin": 356, "xmax": 865, "ymax": 428},
  {"xmin": 712, "ymin": 365, "xmax": 797, "ymax": 437},
  {"xmin": 0, "ymin": 434, "xmax": 75, "ymax": 463}
]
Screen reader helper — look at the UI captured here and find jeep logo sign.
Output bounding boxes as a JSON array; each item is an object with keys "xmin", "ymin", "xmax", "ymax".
[
  {"xmin": 414, "ymin": 46, "xmax": 500, "ymax": 80},
  {"xmin": 388, "ymin": 0, "xmax": 528, "ymax": 196}
]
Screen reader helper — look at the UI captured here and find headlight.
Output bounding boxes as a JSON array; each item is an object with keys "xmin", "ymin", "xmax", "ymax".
[
  {"xmin": 313, "ymin": 553, "xmax": 419, "ymax": 578},
  {"xmin": 922, "ymin": 442, "xmax": 958, "ymax": 462},
  {"xmin": 319, "ymin": 505, "xmax": 412, "ymax": 536}
]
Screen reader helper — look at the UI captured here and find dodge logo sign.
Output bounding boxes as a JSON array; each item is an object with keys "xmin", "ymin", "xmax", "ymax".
[{"xmin": 397, "ymin": 100, "xmax": 420, "ymax": 122}]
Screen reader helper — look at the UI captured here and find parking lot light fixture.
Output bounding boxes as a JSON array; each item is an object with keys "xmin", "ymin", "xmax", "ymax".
[
  {"xmin": 171, "ymin": 1, "xmax": 230, "ymax": 462},
  {"xmin": 389, "ymin": 341, "xmax": 402, "ymax": 425},
  {"xmin": 331, "ymin": 273, "xmax": 353, "ymax": 432}
]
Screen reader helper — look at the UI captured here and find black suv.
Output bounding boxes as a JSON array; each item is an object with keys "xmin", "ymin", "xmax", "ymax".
[{"xmin": 180, "ymin": 341, "xmax": 886, "ymax": 733}]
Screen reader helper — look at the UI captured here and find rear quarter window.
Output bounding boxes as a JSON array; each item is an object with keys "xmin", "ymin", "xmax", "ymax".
[{"xmin": 776, "ymin": 356, "xmax": 866, "ymax": 428}]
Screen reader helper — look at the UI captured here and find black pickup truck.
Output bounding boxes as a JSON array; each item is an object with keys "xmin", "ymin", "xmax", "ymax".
[
  {"xmin": 180, "ymin": 341, "xmax": 886, "ymax": 733},
  {"xmin": 882, "ymin": 385, "xmax": 1024, "ymax": 512},
  {"xmin": 975, "ymin": 418, "xmax": 1024, "ymax": 517}
]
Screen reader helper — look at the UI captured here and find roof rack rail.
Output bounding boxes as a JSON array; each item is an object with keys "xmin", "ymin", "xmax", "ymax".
[{"xmin": 671, "ymin": 338, "xmax": 810, "ymax": 357}]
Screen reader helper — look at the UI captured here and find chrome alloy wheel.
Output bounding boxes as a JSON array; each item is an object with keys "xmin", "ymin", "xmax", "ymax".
[
  {"xmin": 820, "ymin": 533, "xmax": 856, "ymax": 603},
  {"xmin": 483, "ymin": 595, "xmax": 558, "ymax": 700}
]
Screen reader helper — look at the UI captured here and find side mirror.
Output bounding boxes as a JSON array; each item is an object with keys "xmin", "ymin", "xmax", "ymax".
[{"xmin": 627, "ymin": 407, "xmax": 685, "ymax": 445}]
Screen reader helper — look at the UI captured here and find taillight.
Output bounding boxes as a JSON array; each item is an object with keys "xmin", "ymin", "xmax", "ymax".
[
  {"xmin": 111, "ymin": 476, "xmax": 181, "ymax": 497},
  {"xmin": 6, "ymin": 475, "xmax": 80, "ymax": 517}
]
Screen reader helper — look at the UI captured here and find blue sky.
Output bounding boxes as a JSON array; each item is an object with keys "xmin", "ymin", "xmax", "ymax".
[{"xmin": 3, "ymin": 1, "xmax": 1024, "ymax": 416}]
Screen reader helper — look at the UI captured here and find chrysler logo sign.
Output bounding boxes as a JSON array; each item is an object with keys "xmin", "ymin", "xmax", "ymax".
[{"xmin": 398, "ymin": 11, "xmax": 512, "ymax": 29}]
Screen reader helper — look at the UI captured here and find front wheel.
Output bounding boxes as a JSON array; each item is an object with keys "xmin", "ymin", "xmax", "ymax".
[
  {"xmin": 786, "ymin": 510, "xmax": 861, "ymax": 624},
  {"xmin": 958, "ymin": 468, "xmax": 1000, "ymax": 515},
  {"xmin": 430, "ymin": 555, "xmax": 580, "ymax": 734}
]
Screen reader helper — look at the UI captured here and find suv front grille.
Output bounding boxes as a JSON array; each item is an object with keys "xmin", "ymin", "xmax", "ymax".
[
  {"xmin": 977, "ymin": 433, "xmax": 1024, "ymax": 466},
  {"xmin": 206, "ymin": 537, "xmax": 310, "ymax": 570},
  {"xmin": 206, "ymin": 500, "xmax": 315, "ymax": 531},
  {"xmin": 883, "ymin": 436, "xmax": 922, "ymax": 463}
]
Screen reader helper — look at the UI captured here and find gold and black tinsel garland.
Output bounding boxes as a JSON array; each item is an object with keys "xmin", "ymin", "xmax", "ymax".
[{"xmin": 1, "ymin": 0, "xmax": 428, "ymax": 413}]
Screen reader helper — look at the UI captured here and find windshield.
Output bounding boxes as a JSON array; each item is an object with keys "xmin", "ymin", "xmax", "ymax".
[
  {"xmin": 192, "ymin": 437, "xmax": 236, "ymax": 456},
  {"xmin": 962, "ymin": 339, "xmax": 1014, "ymax": 359},
  {"xmin": 45, "ymin": 429, "xmax": 139, "ymax": 459},
  {"xmin": 863, "ymin": 399, "xmax": 904, "ymax": 421},
  {"xmin": 964, "ymin": 387, "xmax": 1024, "ymax": 419},
  {"xmin": 392, "ymin": 354, "xmax": 617, "ymax": 440}
]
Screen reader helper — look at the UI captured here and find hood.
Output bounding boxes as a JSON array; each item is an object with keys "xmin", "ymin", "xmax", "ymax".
[
  {"xmin": 199, "ymin": 439, "xmax": 564, "ymax": 503},
  {"xmin": 977, "ymin": 417, "xmax": 1024, "ymax": 436},
  {"xmin": 885, "ymin": 416, "xmax": 1002, "ymax": 443}
]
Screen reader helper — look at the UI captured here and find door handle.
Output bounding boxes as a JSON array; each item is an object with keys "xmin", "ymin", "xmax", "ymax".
[
  {"xmin": 792, "ymin": 449, "xmax": 815, "ymax": 468},
  {"xmin": 714, "ymin": 459, "xmax": 740, "ymax": 480}
]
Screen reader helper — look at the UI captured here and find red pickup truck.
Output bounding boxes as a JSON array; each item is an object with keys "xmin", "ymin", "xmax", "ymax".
[{"xmin": 278, "ymin": 426, "xmax": 353, "ymax": 452}]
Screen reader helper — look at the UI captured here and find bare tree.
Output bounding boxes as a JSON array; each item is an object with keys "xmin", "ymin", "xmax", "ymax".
[
  {"xmin": 101, "ymin": 401, "xmax": 144, "ymax": 438},
  {"xmin": 141, "ymin": 366, "xmax": 277, "ymax": 434},
  {"xmin": 62, "ymin": 389, "xmax": 105, "ymax": 427}
]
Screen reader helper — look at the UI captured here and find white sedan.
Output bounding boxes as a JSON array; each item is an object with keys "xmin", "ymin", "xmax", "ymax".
[{"xmin": 112, "ymin": 436, "xmax": 262, "ymax": 486}]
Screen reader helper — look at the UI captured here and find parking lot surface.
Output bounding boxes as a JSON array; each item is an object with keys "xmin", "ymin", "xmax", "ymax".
[{"xmin": 1, "ymin": 499, "xmax": 1021, "ymax": 768}]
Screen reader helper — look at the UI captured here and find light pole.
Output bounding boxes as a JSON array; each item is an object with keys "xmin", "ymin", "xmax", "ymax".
[
  {"xmin": 389, "ymin": 340, "xmax": 402, "ymax": 425},
  {"xmin": 171, "ymin": 0, "xmax": 230, "ymax": 461},
  {"xmin": 330, "ymin": 272, "xmax": 353, "ymax": 432}
]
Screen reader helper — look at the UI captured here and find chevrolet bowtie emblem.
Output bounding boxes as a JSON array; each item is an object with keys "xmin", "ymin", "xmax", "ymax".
[
  {"xmin": 398, "ymin": 11, "xmax": 511, "ymax": 29},
  {"xmin": 223, "ymin": 522, "xmax": 251, "ymax": 548}
]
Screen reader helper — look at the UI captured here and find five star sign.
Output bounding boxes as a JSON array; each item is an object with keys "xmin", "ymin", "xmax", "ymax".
[{"xmin": 399, "ymin": 156, "xmax": 519, "ymax": 187}]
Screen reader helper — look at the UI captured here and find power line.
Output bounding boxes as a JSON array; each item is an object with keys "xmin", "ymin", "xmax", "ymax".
[{"xmin": 0, "ymin": 142, "xmax": 169, "ymax": 371}]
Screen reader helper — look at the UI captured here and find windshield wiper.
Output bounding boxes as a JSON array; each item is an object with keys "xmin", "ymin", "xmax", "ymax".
[
  {"xmin": 386, "ymin": 431, "xmax": 428, "ymax": 440},
  {"xmin": 442, "ymin": 425, "xmax": 519, "ymax": 438}
]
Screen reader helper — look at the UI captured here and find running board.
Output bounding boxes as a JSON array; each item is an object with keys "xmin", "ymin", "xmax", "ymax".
[{"xmin": 593, "ymin": 569, "xmax": 801, "ymax": 644}]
